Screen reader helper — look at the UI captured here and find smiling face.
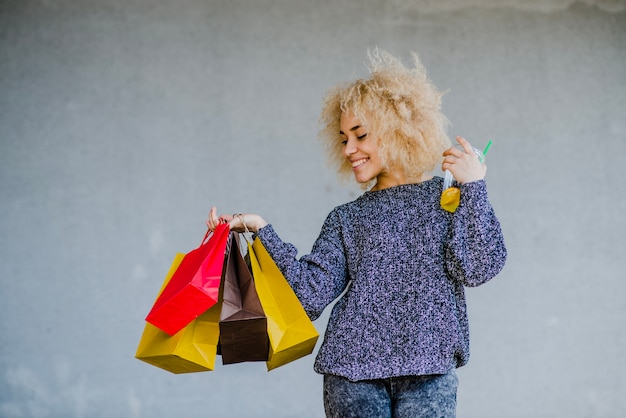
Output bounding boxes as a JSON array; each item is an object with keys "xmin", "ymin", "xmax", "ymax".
[{"xmin": 339, "ymin": 111, "xmax": 398, "ymax": 190}]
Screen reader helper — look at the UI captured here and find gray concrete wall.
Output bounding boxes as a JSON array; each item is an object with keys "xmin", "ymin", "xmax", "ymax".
[{"xmin": 1, "ymin": 0, "xmax": 625, "ymax": 417}]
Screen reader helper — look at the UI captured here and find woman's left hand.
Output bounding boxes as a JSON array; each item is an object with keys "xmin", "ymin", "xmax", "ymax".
[
  {"xmin": 205, "ymin": 206, "xmax": 268, "ymax": 233},
  {"xmin": 442, "ymin": 136, "xmax": 487, "ymax": 184}
]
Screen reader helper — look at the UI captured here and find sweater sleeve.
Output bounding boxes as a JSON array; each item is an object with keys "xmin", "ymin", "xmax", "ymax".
[
  {"xmin": 445, "ymin": 180, "xmax": 507, "ymax": 287},
  {"xmin": 255, "ymin": 209, "xmax": 350, "ymax": 320}
]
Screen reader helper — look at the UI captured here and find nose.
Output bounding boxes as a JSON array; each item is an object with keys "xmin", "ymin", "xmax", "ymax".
[{"xmin": 343, "ymin": 137, "xmax": 357, "ymax": 157}]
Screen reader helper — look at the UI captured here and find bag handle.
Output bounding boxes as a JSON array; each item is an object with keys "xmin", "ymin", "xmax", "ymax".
[
  {"xmin": 199, "ymin": 220, "xmax": 229, "ymax": 248},
  {"xmin": 234, "ymin": 214, "xmax": 253, "ymax": 245},
  {"xmin": 199, "ymin": 229, "xmax": 212, "ymax": 247}
]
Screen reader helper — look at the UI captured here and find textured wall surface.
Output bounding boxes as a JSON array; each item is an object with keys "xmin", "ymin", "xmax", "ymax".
[{"xmin": 1, "ymin": 1, "xmax": 625, "ymax": 417}]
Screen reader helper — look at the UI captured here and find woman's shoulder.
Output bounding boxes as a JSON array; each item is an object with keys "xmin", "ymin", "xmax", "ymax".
[{"xmin": 319, "ymin": 194, "xmax": 367, "ymax": 226}]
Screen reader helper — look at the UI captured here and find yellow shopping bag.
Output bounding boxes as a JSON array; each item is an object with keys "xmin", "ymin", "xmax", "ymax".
[
  {"xmin": 135, "ymin": 253, "xmax": 222, "ymax": 374},
  {"xmin": 248, "ymin": 237, "xmax": 319, "ymax": 371}
]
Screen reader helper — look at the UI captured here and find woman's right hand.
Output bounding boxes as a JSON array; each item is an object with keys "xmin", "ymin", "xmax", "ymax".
[
  {"xmin": 441, "ymin": 136, "xmax": 487, "ymax": 184},
  {"xmin": 206, "ymin": 206, "xmax": 268, "ymax": 233}
]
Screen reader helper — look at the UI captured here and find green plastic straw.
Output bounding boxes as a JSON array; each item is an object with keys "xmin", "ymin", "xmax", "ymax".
[{"xmin": 482, "ymin": 140, "xmax": 493, "ymax": 156}]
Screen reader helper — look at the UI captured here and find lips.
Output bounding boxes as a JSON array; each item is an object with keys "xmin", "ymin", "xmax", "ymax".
[{"xmin": 351, "ymin": 158, "xmax": 368, "ymax": 168}]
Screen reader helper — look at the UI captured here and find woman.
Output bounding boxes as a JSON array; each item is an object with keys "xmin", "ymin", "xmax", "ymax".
[{"xmin": 207, "ymin": 49, "xmax": 507, "ymax": 418}]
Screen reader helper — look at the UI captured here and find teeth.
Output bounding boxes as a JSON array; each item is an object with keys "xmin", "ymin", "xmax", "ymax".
[{"xmin": 352, "ymin": 158, "xmax": 368, "ymax": 168}]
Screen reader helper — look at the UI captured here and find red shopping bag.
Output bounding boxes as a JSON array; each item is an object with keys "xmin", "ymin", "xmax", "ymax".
[{"xmin": 146, "ymin": 223, "xmax": 229, "ymax": 335}]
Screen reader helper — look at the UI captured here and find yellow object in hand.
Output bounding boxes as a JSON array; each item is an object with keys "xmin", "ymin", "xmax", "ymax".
[{"xmin": 440, "ymin": 187, "xmax": 460, "ymax": 213}]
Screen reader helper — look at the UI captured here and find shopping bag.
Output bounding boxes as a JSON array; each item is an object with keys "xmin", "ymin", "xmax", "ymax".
[
  {"xmin": 248, "ymin": 237, "xmax": 319, "ymax": 371},
  {"xmin": 218, "ymin": 233, "xmax": 269, "ymax": 364},
  {"xmin": 135, "ymin": 253, "xmax": 223, "ymax": 373},
  {"xmin": 146, "ymin": 223, "xmax": 229, "ymax": 335}
]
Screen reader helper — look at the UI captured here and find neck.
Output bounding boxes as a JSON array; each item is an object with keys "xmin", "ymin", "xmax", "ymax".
[{"xmin": 370, "ymin": 172, "xmax": 431, "ymax": 191}]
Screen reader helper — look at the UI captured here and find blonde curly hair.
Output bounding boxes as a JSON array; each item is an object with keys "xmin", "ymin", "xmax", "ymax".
[{"xmin": 319, "ymin": 49, "xmax": 451, "ymax": 186}]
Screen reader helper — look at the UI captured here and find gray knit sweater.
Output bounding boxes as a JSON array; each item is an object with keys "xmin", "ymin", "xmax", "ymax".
[{"xmin": 256, "ymin": 177, "xmax": 507, "ymax": 381}]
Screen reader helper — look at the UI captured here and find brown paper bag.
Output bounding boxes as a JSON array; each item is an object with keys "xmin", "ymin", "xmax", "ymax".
[{"xmin": 218, "ymin": 233, "xmax": 269, "ymax": 364}]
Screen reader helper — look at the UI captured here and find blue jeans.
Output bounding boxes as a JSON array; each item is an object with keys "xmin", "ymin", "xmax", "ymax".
[{"xmin": 323, "ymin": 371, "xmax": 458, "ymax": 418}]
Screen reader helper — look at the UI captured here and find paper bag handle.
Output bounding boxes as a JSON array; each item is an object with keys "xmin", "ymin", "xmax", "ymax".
[
  {"xmin": 198, "ymin": 220, "xmax": 228, "ymax": 248},
  {"xmin": 234, "ymin": 214, "xmax": 254, "ymax": 245}
]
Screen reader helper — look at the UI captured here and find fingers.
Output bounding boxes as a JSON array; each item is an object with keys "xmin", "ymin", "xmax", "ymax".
[
  {"xmin": 455, "ymin": 136, "xmax": 474, "ymax": 155},
  {"xmin": 442, "ymin": 137, "xmax": 469, "ymax": 159},
  {"xmin": 442, "ymin": 146, "xmax": 461, "ymax": 158},
  {"xmin": 206, "ymin": 206, "xmax": 225, "ymax": 231},
  {"xmin": 442, "ymin": 137, "xmax": 479, "ymax": 162},
  {"xmin": 206, "ymin": 208, "xmax": 267, "ymax": 233},
  {"xmin": 205, "ymin": 207, "xmax": 244, "ymax": 232},
  {"xmin": 206, "ymin": 207, "xmax": 215, "ymax": 230},
  {"xmin": 441, "ymin": 136, "xmax": 486, "ymax": 184}
]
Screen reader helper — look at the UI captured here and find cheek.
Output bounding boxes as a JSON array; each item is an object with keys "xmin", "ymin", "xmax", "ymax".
[{"xmin": 370, "ymin": 143, "xmax": 384, "ymax": 164}]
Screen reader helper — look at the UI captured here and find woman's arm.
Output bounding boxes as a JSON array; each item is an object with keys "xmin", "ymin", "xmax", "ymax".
[
  {"xmin": 207, "ymin": 207, "xmax": 350, "ymax": 320},
  {"xmin": 445, "ymin": 180, "xmax": 507, "ymax": 287}
]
